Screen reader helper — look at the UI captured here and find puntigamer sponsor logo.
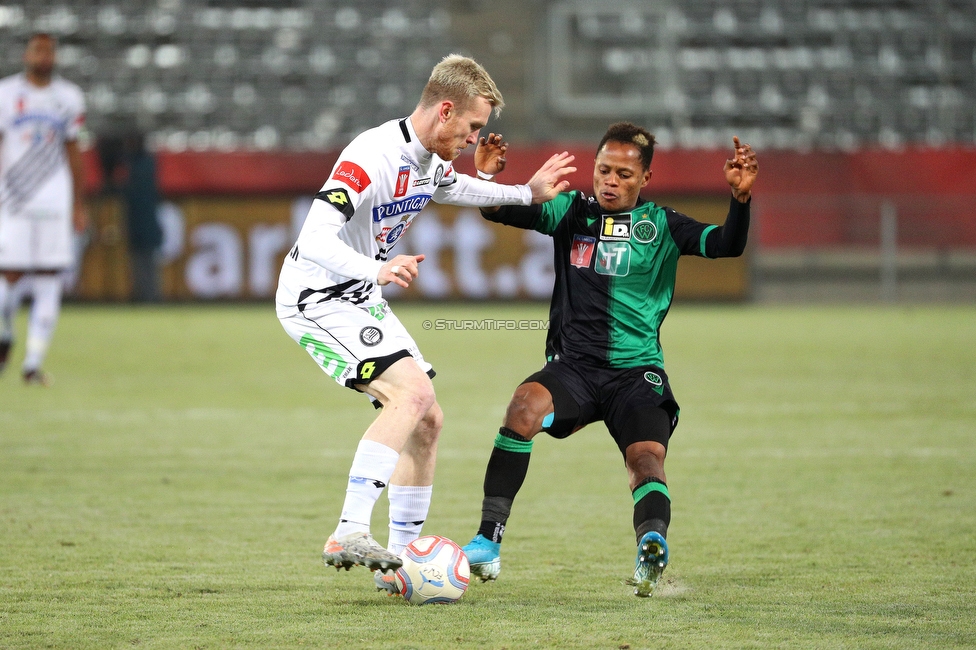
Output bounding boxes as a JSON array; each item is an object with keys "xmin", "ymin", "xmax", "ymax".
[{"xmin": 372, "ymin": 194, "xmax": 432, "ymax": 222}]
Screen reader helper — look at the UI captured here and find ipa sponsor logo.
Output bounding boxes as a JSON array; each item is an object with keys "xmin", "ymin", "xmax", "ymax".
[
  {"xmin": 394, "ymin": 165, "xmax": 410, "ymax": 198},
  {"xmin": 332, "ymin": 161, "xmax": 371, "ymax": 193},
  {"xmin": 570, "ymin": 234, "xmax": 596, "ymax": 268}
]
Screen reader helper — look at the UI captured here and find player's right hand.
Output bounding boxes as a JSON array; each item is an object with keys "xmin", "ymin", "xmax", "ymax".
[
  {"xmin": 527, "ymin": 151, "xmax": 576, "ymax": 204},
  {"xmin": 475, "ymin": 133, "xmax": 508, "ymax": 176},
  {"xmin": 378, "ymin": 254, "xmax": 425, "ymax": 288}
]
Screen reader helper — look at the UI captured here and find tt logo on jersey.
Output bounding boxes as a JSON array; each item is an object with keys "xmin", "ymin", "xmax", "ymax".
[{"xmin": 601, "ymin": 214, "xmax": 632, "ymax": 241}]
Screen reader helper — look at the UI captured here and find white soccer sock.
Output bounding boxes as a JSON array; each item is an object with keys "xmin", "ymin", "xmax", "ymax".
[
  {"xmin": 23, "ymin": 274, "xmax": 63, "ymax": 372},
  {"xmin": 333, "ymin": 439, "xmax": 399, "ymax": 538},
  {"xmin": 387, "ymin": 484, "xmax": 433, "ymax": 555}
]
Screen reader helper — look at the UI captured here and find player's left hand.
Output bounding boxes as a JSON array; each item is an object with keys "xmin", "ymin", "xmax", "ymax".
[
  {"xmin": 724, "ymin": 136, "xmax": 758, "ymax": 202},
  {"xmin": 72, "ymin": 203, "xmax": 89, "ymax": 233},
  {"xmin": 474, "ymin": 133, "xmax": 509, "ymax": 177}
]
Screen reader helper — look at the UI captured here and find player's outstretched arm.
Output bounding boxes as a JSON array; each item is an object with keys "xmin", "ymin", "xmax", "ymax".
[
  {"xmin": 724, "ymin": 136, "xmax": 758, "ymax": 203},
  {"xmin": 377, "ymin": 254, "xmax": 425, "ymax": 288},
  {"xmin": 526, "ymin": 152, "xmax": 576, "ymax": 204}
]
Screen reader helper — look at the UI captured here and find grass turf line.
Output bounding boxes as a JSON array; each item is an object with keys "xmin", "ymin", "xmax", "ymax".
[{"xmin": 1, "ymin": 303, "xmax": 975, "ymax": 649}]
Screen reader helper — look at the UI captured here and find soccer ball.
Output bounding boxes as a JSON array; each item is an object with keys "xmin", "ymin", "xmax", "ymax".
[{"xmin": 395, "ymin": 535, "xmax": 470, "ymax": 605}]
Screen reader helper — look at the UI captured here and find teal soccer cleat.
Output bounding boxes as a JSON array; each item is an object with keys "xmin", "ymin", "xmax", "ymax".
[
  {"xmin": 461, "ymin": 534, "xmax": 501, "ymax": 582},
  {"xmin": 628, "ymin": 531, "xmax": 669, "ymax": 597}
]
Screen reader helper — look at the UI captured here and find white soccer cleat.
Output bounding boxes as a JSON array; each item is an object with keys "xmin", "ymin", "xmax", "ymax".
[
  {"xmin": 322, "ymin": 532, "xmax": 402, "ymax": 571},
  {"xmin": 373, "ymin": 568, "xmax": 401, "ymax": 596}
]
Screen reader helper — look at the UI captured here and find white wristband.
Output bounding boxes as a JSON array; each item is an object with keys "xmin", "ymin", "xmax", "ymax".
[{"xmin": 476, "ymin": 170, "xmax": 495, "ymax": 180}]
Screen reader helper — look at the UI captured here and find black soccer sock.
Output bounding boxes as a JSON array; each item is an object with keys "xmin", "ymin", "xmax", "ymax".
[
  {"xmin": 476, "ymin": 427, "xmax": 534, "ymax": 543},
  {"xmin": 633, "ymin": 477, "xmax": 671, "ymax": 543}
]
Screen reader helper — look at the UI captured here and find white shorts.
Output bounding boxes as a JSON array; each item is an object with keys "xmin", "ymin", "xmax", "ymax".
[
  {"xmin": 278, "ymin": 299, "xmax": 433, "ymax": 391},
  {"xmin": 0, "ymin": 208, "xmax": 73, "ymax": 270}
]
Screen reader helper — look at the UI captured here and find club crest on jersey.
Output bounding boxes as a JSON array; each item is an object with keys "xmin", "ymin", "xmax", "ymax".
[
  {"xmin": 385, "ymin": 221, "xmax": 408, "ymax": 245},
  {"xmin": 570, "ymin": 235, "xmax": 596, "ymax": 268},
  {"xmin": 372, "ymin": 194, "xmax": 432, "ymax": 222},
  {"xmin": 632, "ymin": 218, "xmax": 658, "ymax": 244},
  {"xmin": 359, "ymin": 326, "xmax": 383, "ymax": 347},
  {"xmin": 601, "ymin": 214, "xmax": 632, "ymax": 241},
  {"xmin": 332, "ymin": 161, "xmax": 371, "ymax": 193},
  {"xmin": 433, "ymin": 164, "xmax": 444, "ymax": 186},
  {"xmin": 644, "ymin": 371, "xmax": 665, "ymax": 395},
  {"xmin": 595, "ymin": 242, "xmax": 631, "ymax": 276},
  {"xmin": 394, "ymin": 165, "xmax": 410, "ymax": 198}
]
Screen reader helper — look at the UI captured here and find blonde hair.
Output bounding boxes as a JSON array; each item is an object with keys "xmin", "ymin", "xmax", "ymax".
[{"xmin": 419, "ymin": 54, "xmax": 505, "ymax": 117}]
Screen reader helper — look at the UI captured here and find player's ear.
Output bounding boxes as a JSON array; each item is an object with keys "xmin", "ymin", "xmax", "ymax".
[
  {"xmin": 439, "ymin": 101, "xmax": 454, "ymax": 123},
  {"xmin": 641, "ymin": 169, "xmax": 652, "ymax": 188}
]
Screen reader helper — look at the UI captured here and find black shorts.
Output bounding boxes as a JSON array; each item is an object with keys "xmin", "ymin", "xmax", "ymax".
[{"xmin": 523, "ymin": 359, "xmax": 680, "ymax": 457}]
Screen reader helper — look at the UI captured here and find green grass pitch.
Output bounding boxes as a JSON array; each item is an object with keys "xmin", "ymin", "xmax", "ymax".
[{"xmin": 2, "ymin": 302, "xmax": 975, "ymax": 649}]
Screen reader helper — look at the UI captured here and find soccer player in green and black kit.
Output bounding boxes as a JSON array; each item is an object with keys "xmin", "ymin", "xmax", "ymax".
[{"xmin": 461, "ymin": 123, "xmax": 758, "ymax": 597}]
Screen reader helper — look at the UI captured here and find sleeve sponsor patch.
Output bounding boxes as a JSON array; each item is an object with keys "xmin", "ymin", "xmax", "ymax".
[
  {"xmin": 315, "ymin": 187, "xmax": 355, "ymax": 220},
  {"xmin": 332, "ymin": 160, "xmax": 372, "ymax": 193}
]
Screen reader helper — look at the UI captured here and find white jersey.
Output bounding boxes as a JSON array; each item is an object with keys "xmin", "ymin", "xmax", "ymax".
[
  {"xmin": 0, "ymin": 73, "xmax": 84, "ymax": 220},
  {"xmin": 275, "ymin": 117, "xmax": 532, "ymax": 317}
]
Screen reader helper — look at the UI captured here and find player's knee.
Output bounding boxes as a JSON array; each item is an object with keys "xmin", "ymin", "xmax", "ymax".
[
  {"xmin": 419, "ymin": 401, "xmax": 443, "ymax": 437},
  {"xmin": 625, "ymin": 441, "xmax": 666, "ymax": 480},
  {"xmin": 394, "ymin": 379, "xmax": 437, "ymax": 421},
  {"xmin": 503, "ymin": 383, "xmax": 551, "ymax": 438}
]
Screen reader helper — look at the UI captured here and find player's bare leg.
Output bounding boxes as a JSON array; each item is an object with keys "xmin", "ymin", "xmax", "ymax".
[
  {"xmin": 373, "ymin": 401, "xmax": 442, "ymax": 594},
  {"xmin": 323, "ymin": 357, "xmax": 438, "ymax": 572}
]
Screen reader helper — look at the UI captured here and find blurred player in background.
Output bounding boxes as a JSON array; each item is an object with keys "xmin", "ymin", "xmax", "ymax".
[
  {"xmin": 275, "ymin": 54, "xmax": 575, "ymax": 590},
  {"xmin": 0, "ymin": 33, "xmax": 87, "ymax": 386},
  {"xmin": 461, "ymin": 123, "xmax": 758, "ymax": 597}
]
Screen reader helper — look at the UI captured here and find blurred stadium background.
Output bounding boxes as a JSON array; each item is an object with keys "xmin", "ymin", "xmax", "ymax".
[{"xmin": 4, "ymin": 0, "xmax": 975, "ymax": 303}]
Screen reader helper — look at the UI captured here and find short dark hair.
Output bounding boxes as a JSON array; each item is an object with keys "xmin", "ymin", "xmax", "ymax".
[{"xmin": 597, "ymin": 122, "xmax": 656, "ymax": 170}]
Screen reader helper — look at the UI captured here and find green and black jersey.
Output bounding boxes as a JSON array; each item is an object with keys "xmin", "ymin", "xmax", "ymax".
[{"xmin": 484, "ymin": 192, "xmax": 750, "ymax": 370}]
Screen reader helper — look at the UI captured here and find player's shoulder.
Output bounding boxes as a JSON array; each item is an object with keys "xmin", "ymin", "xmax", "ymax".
[
  {"xmin": 51, "ymin": 75, "xmax": 83, "ymax": 93},
  {"xmin": 338, "ymin": 120, "xmax": 402, "ymax": 168},
  {"xmin": 0, "ymin": 73, "xmax": 21, "ymax": 92}
]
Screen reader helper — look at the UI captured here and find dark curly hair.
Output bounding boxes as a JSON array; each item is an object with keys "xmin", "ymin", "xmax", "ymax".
[{"xmin": 596, "ymin": 122, "xmax": 657, "ymax": 170}]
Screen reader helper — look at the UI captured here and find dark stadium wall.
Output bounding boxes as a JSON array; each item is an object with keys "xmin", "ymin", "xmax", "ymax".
[
  {"xmin": 77, "ymin": 148, "xmax": 976, "ymax": 301},
  {"xmin": 136, "ymin": 147, "xmax": 976, "ymax": 248}
]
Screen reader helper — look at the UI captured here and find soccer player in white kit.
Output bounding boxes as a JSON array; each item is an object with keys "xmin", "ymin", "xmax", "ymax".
[
  {"xmin": 0, "ymin": 34, "xmax": 87, "ymax": 385},
  {"xmin": 275, "ymin": 54, "xmax": 575, "ymax": 590}
]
